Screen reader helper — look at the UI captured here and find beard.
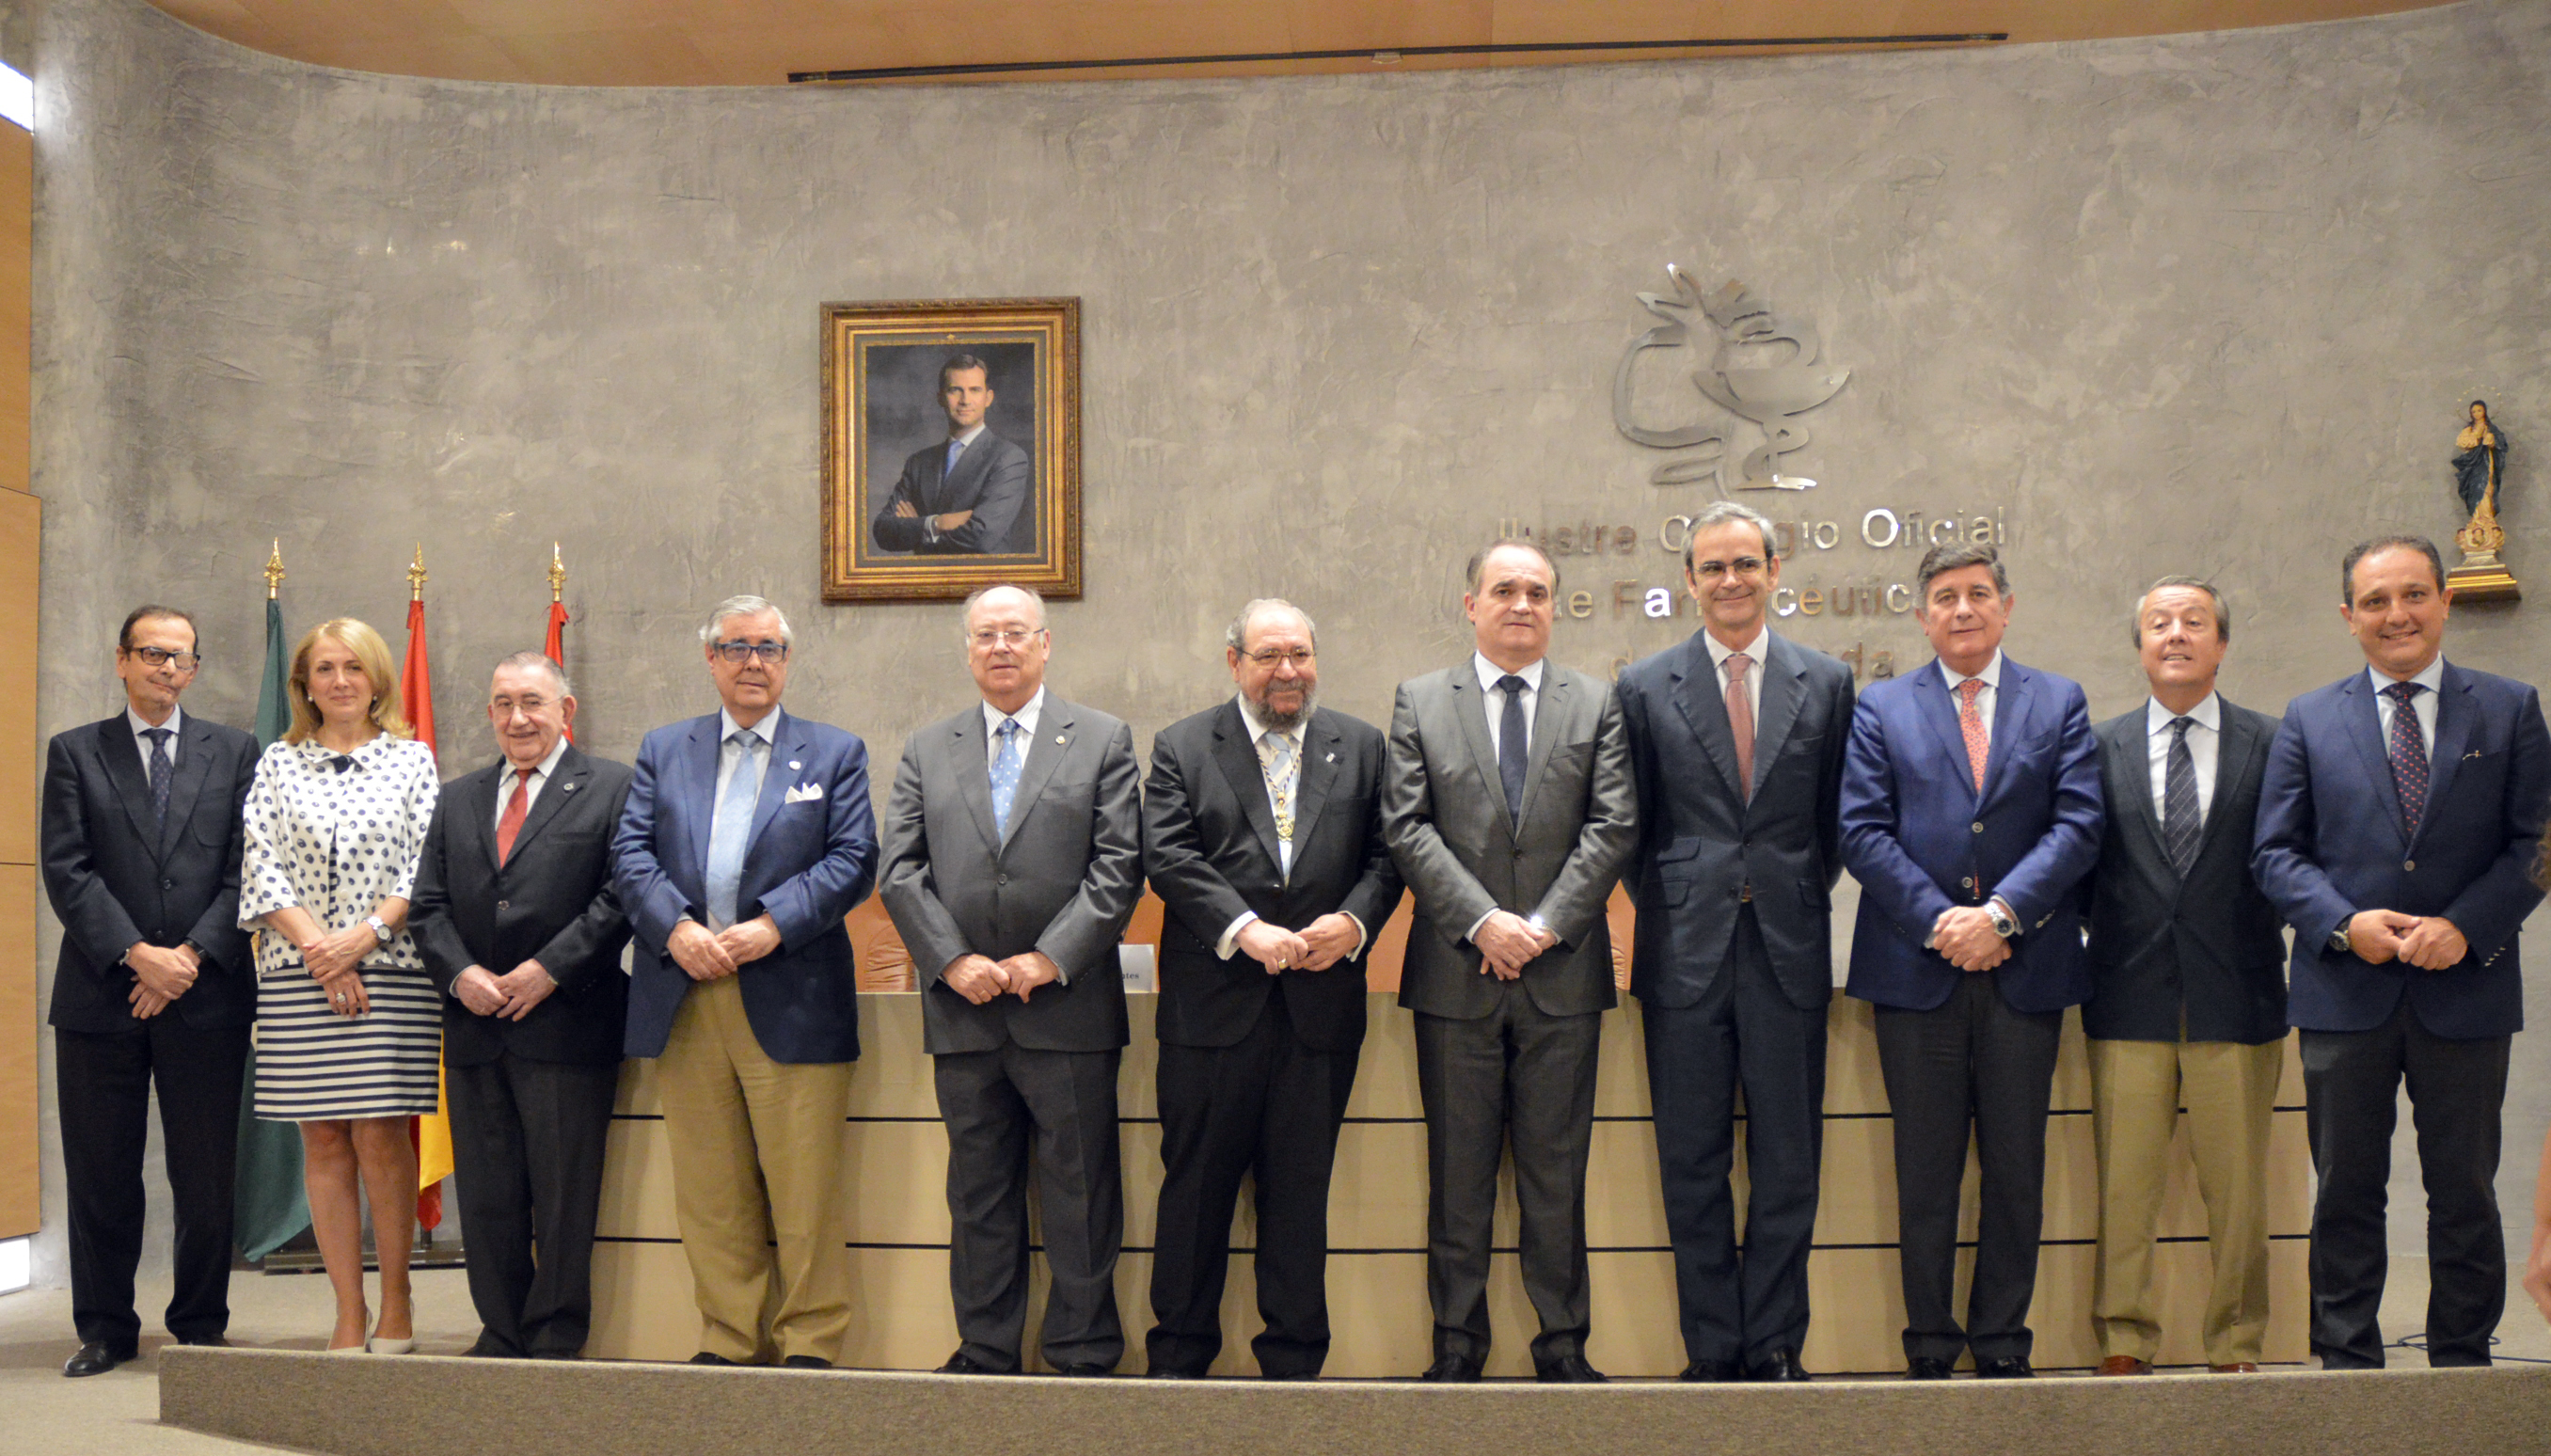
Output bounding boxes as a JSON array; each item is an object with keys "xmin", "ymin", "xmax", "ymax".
[{"xmin": 1249, "ymin": 687, "xmax": 1317, "ymax": 731}]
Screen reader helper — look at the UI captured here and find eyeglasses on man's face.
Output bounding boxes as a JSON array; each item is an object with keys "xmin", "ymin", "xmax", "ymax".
[
  {"xmin": 970, "ymin": 627, "xmax": 1045, "ymax": 649},
  {"xmin": 711, "ymin": 641, "xmax": 789, "ymax": 665},
  {"xmin": 1690, "ymin": 556, "xmax": 1769, "ymax": 580},
  {"xmin": 125, "ymin": 646, "xmax": 202, "ymax": 672},
  {"xmin": 1244, "ymin": 648, "xmax": 1316, "ymax": 670}
]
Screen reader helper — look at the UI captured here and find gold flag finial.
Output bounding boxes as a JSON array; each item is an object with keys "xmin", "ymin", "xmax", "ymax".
[
  {"xmin": 263, "ymin": 539, "xmax": 285, "ymax": 600},
  {"xmin": 548, "ymin": 541, "xmax": 566, "ymax": 603},
  {"xmin": 408, "ymin": 543, "xmax": 428, "ymax": 601}
]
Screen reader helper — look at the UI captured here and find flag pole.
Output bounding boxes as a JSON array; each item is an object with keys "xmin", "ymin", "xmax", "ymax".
[{"xmin": 235, "ymin": 540, "xmax": 311, "ymax": 1261}]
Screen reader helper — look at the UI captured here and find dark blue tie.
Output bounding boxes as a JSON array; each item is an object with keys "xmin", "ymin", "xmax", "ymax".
[
  {"xmin": 2385, "ymin": 681, "xmax": 2429, "ymax": 836},
  {"xmin": 2162, "ymin": 717, "xmax": 2200, "ymax": 877},
  {"xmin": 143, "ymin": 728, "xmax": 173, "ymax": 825},
  {"xmin": 1497, "ymin": 674, "xmax": 1529, "ymax": 820}
]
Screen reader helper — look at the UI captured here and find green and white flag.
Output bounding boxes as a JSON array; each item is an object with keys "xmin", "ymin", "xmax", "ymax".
[{"xmin": 232, "ymin": 591, "xmax": 309, "ymax": 1260}]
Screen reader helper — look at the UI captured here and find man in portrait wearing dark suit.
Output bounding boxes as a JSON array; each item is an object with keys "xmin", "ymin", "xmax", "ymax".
[
  {"xmin": 879, "ymin": 583, "xmax": 1145, "ymax": 1377},
  {"xmin": 1381, "ymin": 539, "xmax": 1639, "ymax": 1384},
  {"xmin": 40, "ymin": 606, "xmax": 259, "ymax": 1377},
  {"xmin": 869, "ymin": 353, "xmax": 1035, "ymax": 556},
  {"xmin": 1614, "ymin": 501, "xmax": 1854, "ymax": 1384},
  {"xmin": 611, "ymin": 594, "xmax": 879, "ymax": 1369},
  {"xmin": 2252, "ymin": 534, "xmax": 2551, "ymax": 1369},
  {"xmin": 1140, "ymin": 598, "xmax": 1402, "ymax": 1381},
  {"xmin": 2084, "ymin": 578, "xmax": 2288, "ymax": 1377},
  {"xmin": 410, "ymin": 651, "xmax": 634, "ymax": 1360},
  {"xmin": 1840, "ymin": 540, "xmax": 2101, "ymax": 1381}
]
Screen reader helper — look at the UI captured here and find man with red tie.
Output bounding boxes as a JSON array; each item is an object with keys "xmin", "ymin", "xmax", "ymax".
[{"xmin": 411, "ymin": 652, "xmax": 636, "ymax": 1358}]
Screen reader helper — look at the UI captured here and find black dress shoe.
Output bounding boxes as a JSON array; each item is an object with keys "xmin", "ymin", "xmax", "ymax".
[
  {"xmin": 1535, "ymin": 1353, "xmax": 1608, "ymax": 1384},
  {"xmin": 64, "ymin": 1342, "xmax": 135, "ymax": 1378},
  {"xmin": 1973, "ymin": 1355, "xmax": 2034, "ymax": 1379},
  {"xmin": 175, "ymin": 1336, "xmax": 230, "ymax": 1349},
  {"xmin": 1679, "ymin": 1359, "xmax": 1741, "ymax": 1383},
  {"xmin": 1904, "ymin": 1356, "xmax": 1955, "ymax": 1381},
  {"xmin": 937, "ymin": 1351, "xmax": 1015, "ymax": 1375},
  {"xmin": 688, "ymin": 1352, "xmax": 739, "ymax": 1366},
  {"xmin": 1418, "ymin": 1353, "xmax": 1481, "ymax": 1383},
  {"xmin": 1747, "ymin": 1349, "xmax": 1812, "ymax": 1383},
  {"xmin": 782, "ymin": 1355, "xmax": 832, "ymax": 1369},
  {"xmin": 1054, "ymin": 1362, "xmax": 1116, "ymax": 1378},
  {"xmin": 1260, "ymin": 1369, "xmax": 1319, "ymax": 1382}
]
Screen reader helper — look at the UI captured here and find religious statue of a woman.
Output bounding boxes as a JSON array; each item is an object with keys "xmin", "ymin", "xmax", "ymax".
[{"xmin": 2455, "ymin": 399, "xmax": 2507, "ymax": 520}]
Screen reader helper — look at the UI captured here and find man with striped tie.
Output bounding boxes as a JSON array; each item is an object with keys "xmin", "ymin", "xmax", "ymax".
[
  {"xmin": 879, "ymin": 583, "xmax": 1144, "ymax": 1376},
  {"xmin": 2083, "ymin": 579, "xmax": 2287, "ymax": 1376},
  {"xmin": 2253, "ymin": 536, "xmax": 2551, "ymax": 1369}
]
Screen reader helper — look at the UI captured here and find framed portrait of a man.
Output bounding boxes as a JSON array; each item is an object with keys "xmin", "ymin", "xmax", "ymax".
[{"xmin": 820, "ymin": 297, "xmax": 1082, "ymax": 602}]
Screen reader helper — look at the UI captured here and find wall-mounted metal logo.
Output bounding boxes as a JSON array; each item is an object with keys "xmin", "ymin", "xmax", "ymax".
[{"xmin": 1612, "ymin": 266, "xmax": 1849, "ymax": 491}]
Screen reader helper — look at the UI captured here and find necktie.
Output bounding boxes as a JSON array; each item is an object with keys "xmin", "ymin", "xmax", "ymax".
[
  {"xmin": 1497, "ymin": 674, "xmax": 1530, "ymax": 820},
  {"xmin": 2385, "ymin": 681, "xmax": 2429, "ymax": 836},
  {"xmin": 1259, "ymin": 729, "xmax": 1300, "ymax": 872},
  {"xmin": 142, "ymin": 728, "xmax": 173, "ymax": 825},
  {"xmin": 2162, "ymin": 717, "xmax": 2201, "ymax": 876},
  {"xmin": 945, "ymin": 436, "xmax": 967, "ymax": 482},
  {"xmin": 705, "ymin": 730, "xmax": 762, "ymax": 929},
  {"xmin": 990, "ymin": 718, "xmax": 1025, "ymax": 838},
  {"xmin": 495, "ymin": 768, "xmax": 533, "ymax": 866},
  {"xmin": 1723, "ymin": 653, "xmax": 1756, "ymax": 801},
  {"xmin": 1956, "ymin": 678, "xmax": 1989, "ymax": 794}
]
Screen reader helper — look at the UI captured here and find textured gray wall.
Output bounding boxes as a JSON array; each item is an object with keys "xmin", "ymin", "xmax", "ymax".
[{"xmin": 24, "ymin": 0, "xmax": 2551, "ymax": 1307}]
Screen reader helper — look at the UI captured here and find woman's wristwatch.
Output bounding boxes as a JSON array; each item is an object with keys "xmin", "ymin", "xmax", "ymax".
[{"xmin": 364, "ymin": 915, "xmax": 392, "ymax": 947}]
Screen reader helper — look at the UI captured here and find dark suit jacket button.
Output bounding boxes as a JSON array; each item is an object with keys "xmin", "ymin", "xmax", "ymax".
[
  {"xmin": 160, "ymin": 878, "xmax": 174, "ymax": 890},
  {"xmin": 2403, "ymin": 860, "xmax": 2416, "ymax": 872},
  {"xmin": 1961, "ymin": 877, "xmax": 1973, "ymax": 890},
  {"xmin": 496, "ymin": 899, "xmax": 510, "ymax": 910},
  {"xmin": 1971, "ymin": 822, "xmax": 1984, "ymax": 834},
  {"xmin": 998, "ymin": 874, "xmax": 1009, "ymax": 886}
]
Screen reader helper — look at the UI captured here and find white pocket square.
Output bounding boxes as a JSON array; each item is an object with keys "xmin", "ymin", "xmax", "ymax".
[{"xmin": 784, "ymin": 783, "xmax": 825, "ymax": 803}]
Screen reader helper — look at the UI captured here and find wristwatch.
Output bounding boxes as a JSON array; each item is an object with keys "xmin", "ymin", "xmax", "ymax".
[
  {"xmin": 2327, "ymin": 924, "xmax": 2353, "ymax": 954},
  {"xmin": 365, "ymin": 915, "xmax": 392, "ymax": 946},
  {"xmin": 1986, "ymin": 902, "xmax": 2020, "ymax": 940}
]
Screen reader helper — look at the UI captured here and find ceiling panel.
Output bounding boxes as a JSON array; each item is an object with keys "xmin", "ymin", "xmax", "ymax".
[{"xmin": 142, "ymin": 0, "xmax": 2458, "ymax": 88}]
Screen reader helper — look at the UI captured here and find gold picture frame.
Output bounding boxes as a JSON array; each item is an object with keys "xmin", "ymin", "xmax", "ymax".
[{"xmin": 820, "ymin": 297, "xmax": 1082, "ymax": 602}]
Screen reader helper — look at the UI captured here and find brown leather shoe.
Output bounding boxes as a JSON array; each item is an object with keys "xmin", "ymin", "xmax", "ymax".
[
  {"xmin": 2098, "ymin": 1355, "xmax": 2153, "ymax": 1376},
  {"xmin": 2210, "ymin": 1361, "xmax": 2260, "ymax": 1373}
]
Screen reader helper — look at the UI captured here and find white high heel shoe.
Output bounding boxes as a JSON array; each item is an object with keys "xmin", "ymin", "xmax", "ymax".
[{"xmin": 367, "ymin": 1332, "xmax": 415, "ymax": 1354}]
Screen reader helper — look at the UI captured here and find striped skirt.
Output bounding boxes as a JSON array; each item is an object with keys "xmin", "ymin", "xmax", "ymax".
[{"xmin": 253, "ymin": 963, "xmax": 443, "ymax": 1121}]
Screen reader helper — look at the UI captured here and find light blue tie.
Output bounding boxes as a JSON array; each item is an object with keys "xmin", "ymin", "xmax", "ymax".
[
  {"xmin": 945, "ymin": 436, "xmax": 967, "ymax": 481},
  {"xmin": 705, "ymin": 729, "xmax": 763, "ymax": 929},
  {"xmin": 990, "ymin": 718, "xmax": 1024, "ymax": 838}
]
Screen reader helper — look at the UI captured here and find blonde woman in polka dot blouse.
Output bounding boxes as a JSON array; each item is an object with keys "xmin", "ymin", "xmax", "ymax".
[{"xmin": 237, "ymin": 618, "xmax": 441, "ymax": 1355}]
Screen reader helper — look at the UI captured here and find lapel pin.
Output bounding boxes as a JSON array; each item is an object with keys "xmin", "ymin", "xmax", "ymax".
[
  {"xmin": 562, "ymin": 783, "xmax": 577, "ymax": 793},
  {"xmin": 1055, "ymin": 736, "xmax": 1066, "ymax": 745},
  {"xmin": 790, "ymin": 760, "xmax": 801, "ymax": 770},
  {"xmin": 1325, "ymin": 752, "xmax": 1336, "ymax": 763}
]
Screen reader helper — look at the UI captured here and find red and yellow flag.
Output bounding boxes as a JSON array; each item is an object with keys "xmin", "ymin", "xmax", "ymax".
[{"xmin": 400, "ymin": 568, "xmax": 454, "ymax": 1230}]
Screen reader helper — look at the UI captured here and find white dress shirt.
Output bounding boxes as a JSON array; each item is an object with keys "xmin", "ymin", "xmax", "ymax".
[
  {"xmin": 1703, "ymin": 625, "xmax": 1770, "ymax": 726},
  {"xmin": 2369, "ymin": 657, "xmax": 2446, "ymax": 759},
  {"xmin": 491, "ymin": 735, "xmax": 573, "ymax": 834},
  {"xmin": 2146, "ymin": 692, "xmax": 2222, "ymax": 827},
  {"xmin": 1939, "ymin": 649, "xmax": 2004, "ymax": 750},
  {"xmin": 1214, "ymin": 697, "xmax": 1370, "ymax": 962},
  {"xmin": 981, "ymin": 687, "xmax": 1047, "ymax": 766},
  {"xmin": 1474, "ymin": 652, "xmax": 1544, "ymax": 760},
  {"xmin": 127, "ymin": 704, "xmax": 182, "ymax": 773}
]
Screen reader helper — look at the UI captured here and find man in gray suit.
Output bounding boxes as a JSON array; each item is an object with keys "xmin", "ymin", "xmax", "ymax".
[
  {"xmin": 869, "ymin": 354, "xmax": 1036, "ymax": 556},
  {"xmin": 1382, "ymin": 539, "xmax": 1639, "ymax": 1383},
  {"xmin": 879, "ymin": 583, "xmax": 1145, "ymax": 1376}
]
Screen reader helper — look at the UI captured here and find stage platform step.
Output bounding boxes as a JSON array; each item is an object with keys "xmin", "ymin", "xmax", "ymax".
[{"xmin": 159, "ymin": 1347, "xmax": 2549, "ymax": 1456}]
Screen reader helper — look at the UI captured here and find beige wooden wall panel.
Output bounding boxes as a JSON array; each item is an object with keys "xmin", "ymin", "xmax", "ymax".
[
  {"xmin": 0, "ymin": 863, "xmax": 38, "ymax": 1237},
  {"xmin": 590, "ymin": 992, "xmax": 2308, "ymax": 1375}
]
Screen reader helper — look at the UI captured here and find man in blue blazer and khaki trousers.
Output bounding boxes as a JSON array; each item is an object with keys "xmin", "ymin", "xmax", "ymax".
[
  {"xmin": 1840, "ymin": 541, "xmax": 2102, "ymax": 1380},
  {"xmin": 2253, "ymin": 535, "xmax": 2550, "ymax": 1369},
  {"xmin": 613, "ymin": 595, "xmax": 879, "ymax": 1369}
]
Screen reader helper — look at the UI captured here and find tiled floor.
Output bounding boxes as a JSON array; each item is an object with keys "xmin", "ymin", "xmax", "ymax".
[{"xmin": 2, "ymin": 1255, "xmax": 2547, "ymax": 1454}]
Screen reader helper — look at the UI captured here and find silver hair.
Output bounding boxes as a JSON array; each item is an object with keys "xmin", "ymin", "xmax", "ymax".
[
  {"xmin": 698, "ymin": 594, "xmax": 793, "ymax": 647},
  {"xmin": 1682, "ymin": 499, "xmax": 1780, "ymax": 572},
  {"xmin": 959, "ymin": 582, "xmax": 1049, "ymax": 641},
  {"xmin": 1224, "ymin": 598, "xmax": 1318, "ymax": 654},
  {"xmin": 490, "ymin": 650, "xmax": 571, "ymax": 699},
  {"xmin": 2130, "ymin": 577, "xmax": 2232, "ymax": 648}
]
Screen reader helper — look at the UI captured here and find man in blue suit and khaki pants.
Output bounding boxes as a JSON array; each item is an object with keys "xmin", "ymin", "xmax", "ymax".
[
  {"xmin": 2253, "ymin": 534, "xmax": 2550, "ymax": 1369},
  {"xmin": 613, "ymin": 594, "xmax": 880, "ymax": 1369},
  {"xmin": 1840, "ymin": 540, "xmax": 2102, "ymax": 1380}
]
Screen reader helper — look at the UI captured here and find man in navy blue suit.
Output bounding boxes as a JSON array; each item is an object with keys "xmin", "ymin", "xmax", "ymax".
[
  {"xmin": 613, "ymin": 594, "xmax": 879, "ymax": 1369},
  {"xmin": 1840, "ymin": 540, "xmax": 2102, "ymax": 1380},
  {"xmin": 2252, "ymin": 534, "xmax": 2551, "ymax": 1369}
]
